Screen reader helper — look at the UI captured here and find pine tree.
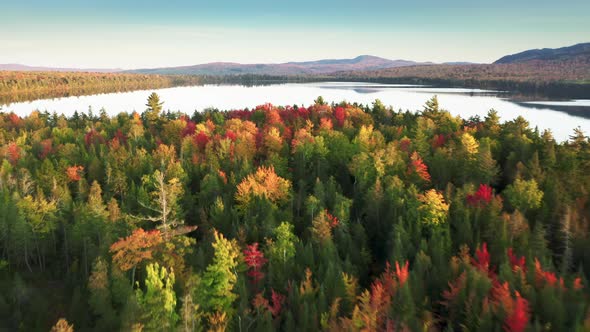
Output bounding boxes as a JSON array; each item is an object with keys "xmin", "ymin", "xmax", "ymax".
[
  {"xmin": 198, "ymin": 231, "xmax": 241, "ymax": 324},
  {"xmin": 88, "ymin": 257, "xmax": 117, "ymax": 329},
  {"xmin": 145, "ymin": 92, "xmax": 163, "ymax": 124},
  {"xmin": 135, "ymin": 262, "xmax": 179, "ymax": 330}
]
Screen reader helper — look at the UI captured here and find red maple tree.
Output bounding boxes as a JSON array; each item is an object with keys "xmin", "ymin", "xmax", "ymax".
[
  {"xmin": 181, "ymin": 119, "xmax": 196, "ymax": 137},
  {"xmin": 194, "ymin": 131, "xmax": 210, "ymax": 150},
  {"xmin": 269, "ymin": 289, "xmax": 285, "ymax": 317},
  {"xmin": 325, "ymin": 210, "xmax": 339, "ymax": 228},
  {"xmin": 408, "ymin": 152, "xmax": 431, "ymax": 182},
  {"xmin": 472, "ymin": 242, "xmax": 491, "ymax": 274},
  {"xmin": 243, "ymin": 243, "xmax": 268, "ymax": 284},
  {"xmin": 38, "ymin": 139, "xmax": 54, "ymax": 159},
  {"xmin": 432, "ymin": 134, "xmax": 447, "ymax": 148},
  {"xmin": 399, "ymin": 138, "xmax": 411, "ymax": 152},
  {"xmin": 7, "ymin": 142, "xmax": 21, "ymax": 165},
  {"xmin": 84, "ymin": 129, "xmax": 104, "ymax": 147},
  {"xmin": 507, "ymin": 248, "xmax": 526, "ymax": 272},
  {"xmin": 395, "ymin": 260, "xmax": 410, "ymax": 286},
  {"xmin": 467, "ymin": 184, "xmax": 494, "ymax": 207},
  {"xmin": 504, "ymin": 292, "xmax": 529, "ymax": 332},
  {"xmin": 333, "ymin": 106, "xmax": 347, "ymax": 127}
]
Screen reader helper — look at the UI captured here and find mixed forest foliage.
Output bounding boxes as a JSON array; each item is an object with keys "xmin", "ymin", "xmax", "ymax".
[
  {"xmin": 1, "ymin": 94, "xmax": 590, "ymax": 331},
  {"xmin": 0, "ymin": 71, "xmax": 314, "ymax": 106},
  {"xmin": 0, "ymin": 72, "xmax": 207, "ymax": 105}
]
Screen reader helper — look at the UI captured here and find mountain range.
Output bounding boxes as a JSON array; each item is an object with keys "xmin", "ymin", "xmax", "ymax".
[
  {"xmin": 494, "ymin": 42, "xmax": 590, "ymax": 64},
  {"xmin": 125, "ymin": 55, "xmax": 426, "ymax": 76},
  {"xmin": 0, "ymin": 43, "xmax": 588, "ymax": 76},
  {"xmin": 0, "ymin": 64, "xmax": 121, "ymax": 73}
]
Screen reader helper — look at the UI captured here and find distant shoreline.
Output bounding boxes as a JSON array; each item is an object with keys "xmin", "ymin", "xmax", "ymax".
[{"xmin": 1, "ymin": 71, "xmax": 588, "ymax": 106}]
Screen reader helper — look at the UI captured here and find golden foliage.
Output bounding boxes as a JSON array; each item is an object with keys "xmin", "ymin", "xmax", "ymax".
[
  {"xmin": 342, "ymin": 272, "xmax": 359, "ymax": 303},
  {"xmin": 235, "ymin": 166, "xmax": 291, "ymax": 207},
  {"xmin": 418, "ymin": 189, "xmax": 450, "ymax": 225},
  {"xmin": 51, "ymin": 318, "xmax": 74, "ymax": 332},
  {"xmin": 109, "ymin": 228, "xmax": 163, "ymax": 271},
  {"xmin": 461, "ymin": 132, "xmax": 479, "ymax": 155}
]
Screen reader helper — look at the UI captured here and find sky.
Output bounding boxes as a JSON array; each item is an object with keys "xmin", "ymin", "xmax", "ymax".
[{"xmin": 1, "ymin": 0, "xmax": 589, "ymax": 69}]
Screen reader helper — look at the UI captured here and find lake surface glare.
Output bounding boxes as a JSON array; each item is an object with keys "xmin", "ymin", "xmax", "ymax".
[{"xmin": 3, "ymin": 82, "xmax": 590, "ymax": 142}]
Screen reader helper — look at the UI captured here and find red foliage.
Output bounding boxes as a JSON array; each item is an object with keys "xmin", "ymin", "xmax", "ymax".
[
  {"xmin": 280, "ymin": 106, "xmax": 310, "ymax": 125},
  {"xmin": 442, "ymin": 272, "xmax": 467, "ymax": 308},
  {"xmin": 194, "ymin": 131, "xmax": 210, "ymax": 150},
  {"xmin": 432, "ymin": 134, "xmax": 447, "ymax": 148},
  {"xmin": 227, "ymin": 109, "xmax": 252, "ymax": 120},
  {"xmin": 325, "ymin": 210, "xmax": 339, "ymax": 228},
  {"xmin": 8, "ymin": 113, "xmax": 21, "ymax": 128},
  {"xmin": 394, "ymin": 126, "xmax": 404, "ymax": 138},
  {"xmin": 504, "ymin": 292, "xmax": 529, "ymax": 332},
  {"xmin": 408, "ymin": 152, "xmax": 431, "ymax": 182},
  {"xmin": 224, "ymin": 129, "xmax": 237, "ymax": 141},
  {"xmin": 109, "ymin": 137, "xmax": 122, "ymax": 150},
  {"xmin": 66, "ymin": 165, "xmax": 84, "ymax": 182},
  {"xmin": 399, "ymin": 138, "xmax": 411, "ymax": 152},
  {"xmin": 256, "ymin": 103, "xmax": 274, "ymax": 112},
  {"xmin": 265, "ymin": 108, "xmax": 283, "ymax": 125},
  {"xmin": 243, "ymin": 243, "xmax": 268, "ymax": 284},
  {"xmin": 534, "ymin": 258, "xmax": 560, "ymax": 288},
  {"xmin": 218, "ymin": 170, "xmax": 228, "ymax": 184},
  {"xmin": 376, "ymin": 262, "xmax": 397, "ymax": 299},
  {"xmin": 255, "ymin": 129, "xmax": 265, "ymax": 150},
  {"xmin": 491, "ymin": 281, "xmax": 513, "ymax": 313},
  {"xmin": 573, "ymin": 277, "xmax": 583, "ymax": 290},
  {"xmin": 472, "ymin": 242, "xmax": 491, "ymax": 273},
  {"xmin": 84, "ymin": 129, "xmax": 104, "ymax": 147},
  {"xmin": 333, "ymin": 106, "xmax": 347, "ymax": 127},
  {"xmin": 466, "ymin": 184, "xmax": 494, "ymax": 207},
  {"xmin": 395, "ymin": 261, "xmax": 410, "ymax": 286},
  {"xmin": 507, "ymin": 248, "xmax": 526, "ymax": 273},
  {"xmin": 112, "ymin": 129, "xmax": 127, "ymax": 146},
  {"xmin": 319, "ymin": 117, "xmax": 333, "ymax": 130},
  {"xmin": 7, "ymin": 142, "xmax": 21, "ymax": 165},
  {"xmin": 181, "ymin": 120, "xmax": 196, "ymax": 137},
  {"xmin": 269, "ymin": 289, "xmax": 285, "ymax": 317},
  {"xmin": 38, "ymin": 139, "xmax": 54, "ymax": 159}
]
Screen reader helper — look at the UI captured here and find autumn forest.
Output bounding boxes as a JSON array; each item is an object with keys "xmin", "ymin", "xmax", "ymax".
[
  {"xmin": 0, "ymin": 92, "xmax": 589, "ymax": 331},
  {"xmin": 0, "ymin": 93, "xmax": 590, "ymax": 331}
]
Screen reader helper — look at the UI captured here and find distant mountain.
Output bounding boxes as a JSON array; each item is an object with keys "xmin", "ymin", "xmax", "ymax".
[
  {"xmin": 126, "ymin": 55, "xmax": 425, "ymax": 76},
  {"xmin": 494, "ymin": 43, "xmax": 590, "ymax": 64},
  {"xmin": 0, "ymin": 64, "xmax": 121, "ymax": 73},
  {"xmin": 442, "ymin": 61, "xmax": 479, "ymax": 65}
]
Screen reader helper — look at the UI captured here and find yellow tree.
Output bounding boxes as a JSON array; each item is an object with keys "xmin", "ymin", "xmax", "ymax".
[
  {"xmin": 235, "ymin": 166, "xmax": 291, "ymax": 209},
  {"xmin": 418, "ymin": 189, "xmax": 450, "ymax": 226},
  {"xmin": 461, "ymin": 132, "xmax": 479, "ymax": 157}
]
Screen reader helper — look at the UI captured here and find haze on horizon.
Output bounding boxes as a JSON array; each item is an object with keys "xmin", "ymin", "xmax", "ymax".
[{"xmin": 1, "ymin": 0, "xmax": 589, "ymax": 70}]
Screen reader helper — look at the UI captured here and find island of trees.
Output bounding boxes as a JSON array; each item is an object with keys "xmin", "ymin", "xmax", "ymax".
[{"xmin": 0, "ymin": 94, "xmax": 589, "ymax": 331}]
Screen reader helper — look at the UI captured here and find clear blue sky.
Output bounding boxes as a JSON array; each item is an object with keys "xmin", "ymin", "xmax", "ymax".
[{"xmin": 1, "ymin": 0, "xmax": 589, "ymax": 69}]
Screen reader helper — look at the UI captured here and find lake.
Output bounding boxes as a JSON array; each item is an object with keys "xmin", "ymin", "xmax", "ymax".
[{"xmin": 2, "ymin": 82, "xmax": 590, "ymax": 142}]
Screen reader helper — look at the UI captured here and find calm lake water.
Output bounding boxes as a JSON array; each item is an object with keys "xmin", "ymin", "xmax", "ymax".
[{"xmin": 2, "ymin": 82, "xmax": 590, "ymax": 142}]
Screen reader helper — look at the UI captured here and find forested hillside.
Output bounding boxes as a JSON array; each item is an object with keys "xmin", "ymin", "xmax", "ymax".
[
  {"xmin": 333, "ymin": 57, "xmax": 590, "ymax": 98},
  {"xmin": 0, "ymin": 72, "xmax": 203, "ymax": 105},
  {"xmin": 1, "ymin": 94, "xmax": 589, "ymax": 331},
  {"xmin": 494, "ymin": 42, "xmax": 590, "ymax": 64}
]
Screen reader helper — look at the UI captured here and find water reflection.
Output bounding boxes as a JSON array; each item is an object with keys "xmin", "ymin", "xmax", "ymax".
[{"xmin": 2, "ymin": 82, "xmax": 590, "ymax": 142}]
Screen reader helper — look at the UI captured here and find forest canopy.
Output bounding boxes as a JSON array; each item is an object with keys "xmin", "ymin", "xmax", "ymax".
[{"xmin": 0, "ymin": 94, "xmax": 590, "ymax": 331}]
